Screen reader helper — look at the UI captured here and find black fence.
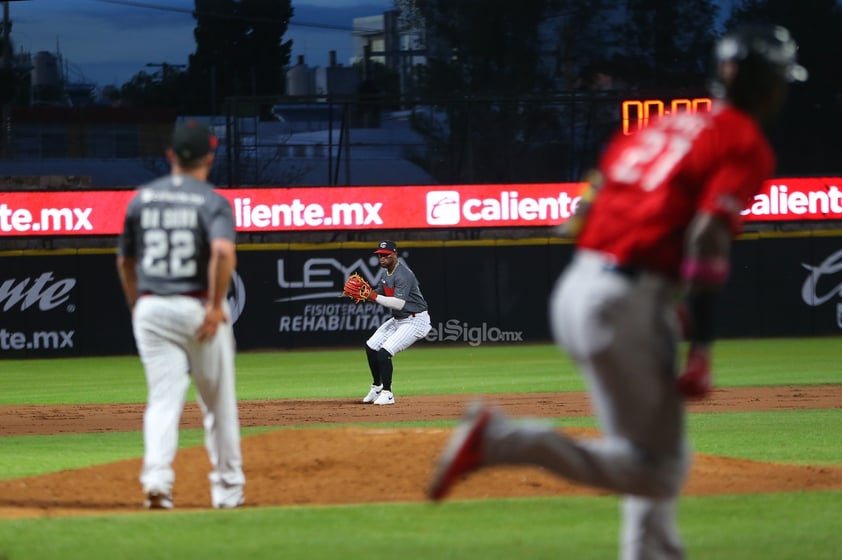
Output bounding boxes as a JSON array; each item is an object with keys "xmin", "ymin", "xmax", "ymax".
[
  {"xmin": 0, "ymin": 91, "xmax": 704, "ymax": 190},
  {"xmin": 2, "ymin": 235, "xmax": 841, "ymax": 358},
  {"xmin": 4, "ymin": 90, "xmax": 838, "ymax": 191}
]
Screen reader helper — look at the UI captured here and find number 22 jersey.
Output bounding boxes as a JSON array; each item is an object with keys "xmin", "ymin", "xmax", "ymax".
[{"xmin": 118, "ymin": 175, "xmax": 236, "ymax": 296}]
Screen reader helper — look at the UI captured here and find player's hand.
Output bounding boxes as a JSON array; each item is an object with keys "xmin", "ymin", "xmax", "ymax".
[
  {"xmin": 196, "ymin": 304, "xmax": 227, "ymax": 341},
  {"xmin": 676, "ymin": 345, "xmax": 712, "ymax": 399}
]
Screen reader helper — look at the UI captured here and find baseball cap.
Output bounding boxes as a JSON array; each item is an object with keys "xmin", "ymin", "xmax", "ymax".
[
  {"xmin": 374, "ymin": 240, "xmax": 397, "ymax": 255},
  {"xmin": 171, "ymin": 120, "xmax": 218, "ymax": 161}
]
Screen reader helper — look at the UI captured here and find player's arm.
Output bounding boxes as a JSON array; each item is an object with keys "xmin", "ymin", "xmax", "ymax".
[
  {"xmin": 196, "ymin": 237, "xmax": 236, "ymax": 341},
  {"xmin": 370, "ymin": 293, "xmax": 406, "ymax": 310},
  {"xmin": 677, "ymin": 141, "xmax": 772, "ymax": 398},
  {"xmin": 557, "ymin": 169, "xmax": 603, "ymax": 238},
  {"xmin": 116, "ymin": 255, "xmax": 139, "ymax": 311},
  {"xmin": 367, "ymin": 283, "xmax": 406, "ymax": 310},
  {"xmin": 676, "ymin": 211, "xmax": 732, "ymax": 398},
  {"xmin": 366, "ymin": 273, "xmax": 407, "ymax": 310},
  {"xmin": 116, "ymin": 206, "xmax": 139, "ymax": 311}
]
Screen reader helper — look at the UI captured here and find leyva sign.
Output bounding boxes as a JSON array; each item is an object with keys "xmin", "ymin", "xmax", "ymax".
[{"xmin": 2, "ymin": 178, "xmax": 841, "ymax": 236}]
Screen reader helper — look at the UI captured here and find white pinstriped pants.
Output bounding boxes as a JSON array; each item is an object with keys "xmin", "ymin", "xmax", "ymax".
[{"xmin": 366, "ymin": 310, "xmax": 432, "ymax": 355}]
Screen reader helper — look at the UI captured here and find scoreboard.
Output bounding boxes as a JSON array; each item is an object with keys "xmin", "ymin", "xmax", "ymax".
[{"xmin": 621, "ymin": 97, "xmax": 713, "ymax": 135}]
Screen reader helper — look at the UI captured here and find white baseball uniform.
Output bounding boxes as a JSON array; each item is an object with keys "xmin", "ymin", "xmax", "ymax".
[
  {"xmin": 118, "ymin": 174, "xmax": 245, "ymax": 508},
  {"xmin": 362, "ymin": 254, "xmax": 432, "ymax": 404},
  {"xmin": 367, "ymin": 259, "xmax": 431, "ymax": 354}
]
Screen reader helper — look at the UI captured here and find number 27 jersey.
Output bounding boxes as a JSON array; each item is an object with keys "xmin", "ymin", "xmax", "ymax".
[{"xmin": 577, "ymin": 102, "xmax": 775, "ymax": 278}]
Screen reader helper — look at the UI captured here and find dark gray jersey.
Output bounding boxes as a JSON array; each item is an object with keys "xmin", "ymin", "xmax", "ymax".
[
  {"xmin": 117, "ymin": 174, "xmax": 236, "ymax": 296},
  {"xmin": 375, "ymin": 261, "xmax": 428, "ymax": 319}
]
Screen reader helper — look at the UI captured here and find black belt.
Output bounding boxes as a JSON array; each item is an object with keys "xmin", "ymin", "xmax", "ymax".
[
  {"xmin": 602, "ymin": 263, "xmax": 640, "ymax": 279},
  {"xmin": 141, "ymin": 290, "xmax": 208, "ymax": 299},
  {"xmin": 400, "ymin": 311, "xmax": 424, "ymax": 318}
]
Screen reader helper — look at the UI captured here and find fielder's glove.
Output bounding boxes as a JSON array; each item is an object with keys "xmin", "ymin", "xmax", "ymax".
[{"xmin": 342, "ymin": 273, "xmax": 374, "ymax": 304}]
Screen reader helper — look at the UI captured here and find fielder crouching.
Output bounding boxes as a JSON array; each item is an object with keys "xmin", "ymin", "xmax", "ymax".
[{"xmin": 345, "ymin": 240, "xmax": 431, "ymax": 406}]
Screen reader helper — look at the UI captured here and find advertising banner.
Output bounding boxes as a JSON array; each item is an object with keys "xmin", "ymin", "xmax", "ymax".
[
  {"xmin": 2, "ymin": 236, "xmax": 842, "ymax": 358},
  {"xmin": 3, "ymin": 177, "xmax": 841, "ymax": 237},
  {"xmin": 0, "ymin": 253, "xmax": 135, "ymax": 357}
]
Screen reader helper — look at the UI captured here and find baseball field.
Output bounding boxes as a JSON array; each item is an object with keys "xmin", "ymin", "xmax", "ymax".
[{"xmin": 0, "ymin": 338, "xmax": 840, "ymax": 559}]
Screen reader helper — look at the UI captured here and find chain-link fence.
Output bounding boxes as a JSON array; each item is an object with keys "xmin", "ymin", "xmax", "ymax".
[
  {"xmin": 2, "ymin": 91, "xmax": 677, "ymax": 189},
  {"xmin": 217, "ymin": 92, "xmax": 635, "ymax": 188}
]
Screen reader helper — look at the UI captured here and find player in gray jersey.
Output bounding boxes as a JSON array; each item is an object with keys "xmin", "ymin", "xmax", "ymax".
[
  {"xmin": 361, "ymin": 240, "xmax": 432, "ymax": 405},
  {"xmin": 117, "ymin": 120, "xmax": 245, "ymax": 510}
]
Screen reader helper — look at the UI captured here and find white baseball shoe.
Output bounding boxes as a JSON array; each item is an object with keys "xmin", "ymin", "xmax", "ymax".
[
  {"xmin": 373, "ymin": 390, "xmax": 395, "ymax": 405},
  {"xmin": 144, "ymin": 489, "xmax": 173, "ymax": 510},
  {"xmin": 212, "ymin": 484, "xmax": 245, "ymax": 509},
  {"xmin": 362, "ymin": 384, "xmax": 383, "ymax": 403}
]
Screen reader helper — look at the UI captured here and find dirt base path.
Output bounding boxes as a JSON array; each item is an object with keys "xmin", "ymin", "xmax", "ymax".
[{"xmin": 1, "ymin": 385, "xmax": 841, "ymax": 519}]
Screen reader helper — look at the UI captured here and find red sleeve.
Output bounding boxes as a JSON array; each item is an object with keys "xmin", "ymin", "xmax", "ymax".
[{"xmin": 699, "ymin": 142, "xmax": 774, "ymax": 234}]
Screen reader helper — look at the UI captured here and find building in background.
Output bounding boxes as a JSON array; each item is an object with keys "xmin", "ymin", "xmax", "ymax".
[{"xmin": 351, "ymin": 9, "xmax": 426, "ymax": 98}]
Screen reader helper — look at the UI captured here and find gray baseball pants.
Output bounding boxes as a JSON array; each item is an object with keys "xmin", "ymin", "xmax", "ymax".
[{"xmin": 481, "ymin": 250, "xmax": 690, "ymax": 560}]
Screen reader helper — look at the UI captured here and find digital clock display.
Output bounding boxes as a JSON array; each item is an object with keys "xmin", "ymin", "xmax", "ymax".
[{"xmin": 621, "ymin": 97, "xmax": 713, "ymax": 135}]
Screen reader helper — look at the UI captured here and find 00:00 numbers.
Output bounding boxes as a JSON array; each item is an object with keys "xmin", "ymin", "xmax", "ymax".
[{"xmin": 621, "ymin": 97, "xmax": 712, "ymax": 135}]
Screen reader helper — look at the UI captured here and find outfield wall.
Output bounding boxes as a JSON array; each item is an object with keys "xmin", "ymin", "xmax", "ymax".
[{"xmin": 2, "ymin": 233, "xmax": 841, "ymax": 358}]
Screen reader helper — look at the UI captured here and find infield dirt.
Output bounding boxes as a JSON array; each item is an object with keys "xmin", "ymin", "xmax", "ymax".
[{"xmin": 1, "ymin": 385, "xmax": 841, "ymax": 518}]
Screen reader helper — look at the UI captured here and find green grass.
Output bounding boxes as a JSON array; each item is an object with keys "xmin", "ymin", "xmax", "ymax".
[
  {"xmin": 711, "ymin": 337, "xmax": 842, "ymax": 386},
  {"xmin": 688, "ymin": 409, "xmax": 842, "ymax": 464},
  {"xmin": 2, "ymin": 337, "xmax": 840, "ymax": 405},
  {"xmin": 0, "ymin": 493, "xmax": 840, "ymax": 560},
  {"xmin": 0, "ymin": 345, "xmax": 579, "ymax": 405},
  {"xmin": 1, "ymin": 338, "xmax": 841, "ymax": 559},
  {"xmin": 0, "ymin": 427, "xmax": 276, "ymax": 480}
]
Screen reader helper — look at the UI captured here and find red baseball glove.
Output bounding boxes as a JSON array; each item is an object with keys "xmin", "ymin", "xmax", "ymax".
[{"xmin": 342, "ymin": 273, "xmax": 373, "ymax": 304}]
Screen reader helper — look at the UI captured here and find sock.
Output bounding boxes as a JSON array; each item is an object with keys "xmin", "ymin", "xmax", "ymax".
[
  {"xmin": 365, "ymin": 344, "xmax": 381, "ymax": 386},
  {"xmin": 377, "ymin": 348, "xmax": 393, "ymax": 391}
]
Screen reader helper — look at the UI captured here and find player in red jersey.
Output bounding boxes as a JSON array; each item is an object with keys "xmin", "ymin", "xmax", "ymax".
[{"xmin": 428, "ymin": 25, "xmax": 806, "ymax": 559}]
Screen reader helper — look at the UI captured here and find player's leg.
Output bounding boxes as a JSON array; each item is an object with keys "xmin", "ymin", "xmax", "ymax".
[
  {"xmin": 365, "ymin": 344, "xmax": 381, "ymax": 385},
  {"xmin": 620, "ymin": 496, "xmax": 684, "ymax": 560},
  {"xmin": 541, "ymin": 252, "xmax": 688, "ymax": 486},
  {"xmin": 491, "ymin": 252, "xmax": 687, "ymax": 558},
  {"xmin": 362, "ymin": 318, "xmax": 396, "ymax": 402},
  {"xmin": 431, "ymin": 254, "xmax": 687, "ymax": 554},
  {"xmin": 132, "ymin": 296, "xmax": 192, "ymax": 504},
  {"xmin": 375, "ymin": 313, "xmax": 432, "ymax": 401},
  {"xmin": 379, "ymin": 312, "xmax": 431, "ymax": 358},
  {"xmin": 559, "ymin": 255, "xmax": 688, "ymax": 560},
  {"xmin": 187, "ymin": 299, "xmax": 245, "ymax": 508}
]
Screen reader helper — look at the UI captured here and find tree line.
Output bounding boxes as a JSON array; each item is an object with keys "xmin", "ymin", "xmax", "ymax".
[{"xmin": 8, "ymin": 0, "xmax": 841, "ymax": 182}]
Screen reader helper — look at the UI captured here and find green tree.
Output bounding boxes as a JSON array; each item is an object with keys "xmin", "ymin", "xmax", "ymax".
[
  {"xmin": 400, "ymin": 0, "xmax": 723, "ymax": 183},
  {"xmin": 403, "ymin": 0, "xmax": 564, "ymax": 183},
  {"xmin": 609, "ymin": 0, "xmax": 718, "ymax": 88},
  {"xmin": 419, "ymin": 0, "xmax": 554, "ymax": 97},
  {"xmin": 120, "ymin": 64, "xmax": 189, "ymax": 109},
  {"xmin": 188, "ymin": 0, "xmax": 293, "ymax": 114}
]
